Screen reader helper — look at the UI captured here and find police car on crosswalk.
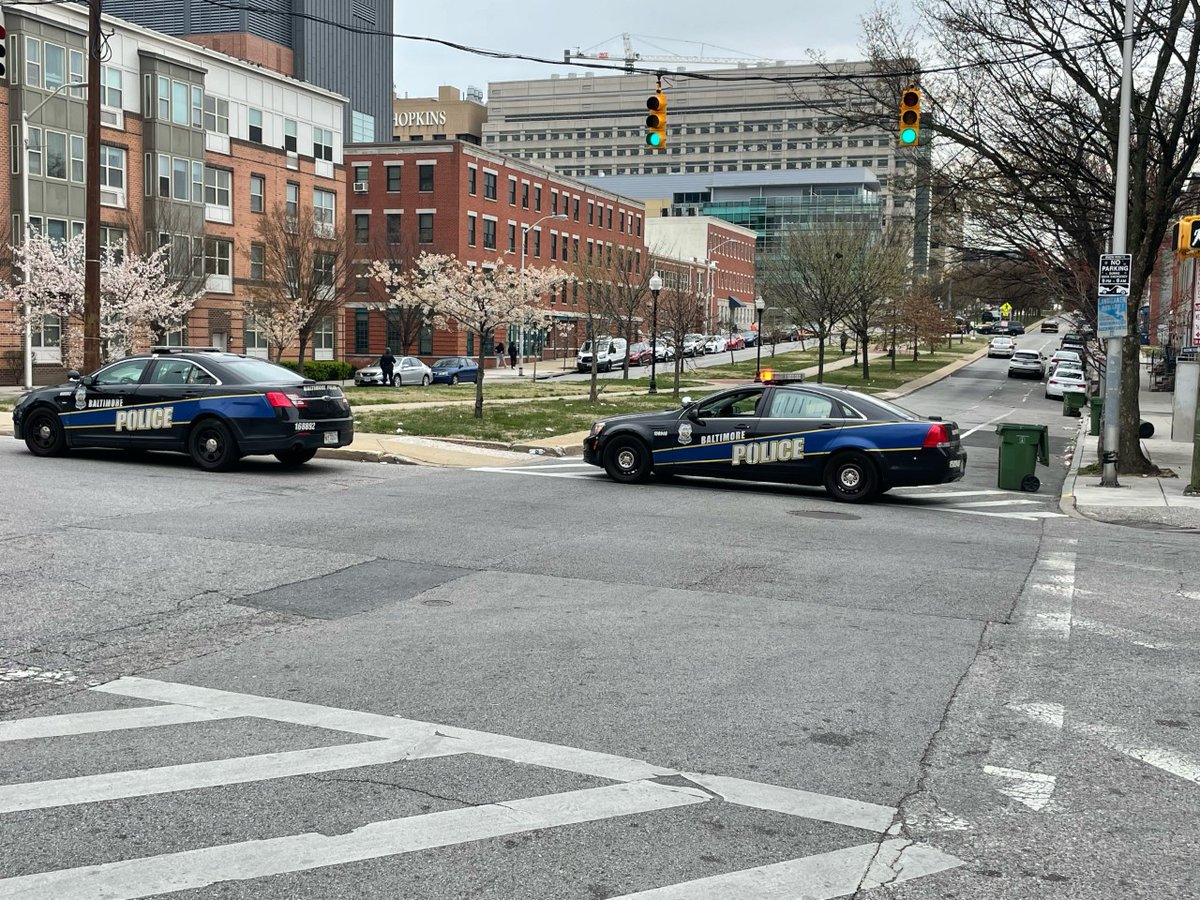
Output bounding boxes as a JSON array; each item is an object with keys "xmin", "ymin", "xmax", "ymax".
[
  {"xmin": 12, "ymin": 347, "xmax": 353, "ymax": 471},
  {"xmin": 583, "ymin": 373, "xmax": 966, "ymax": 502}
]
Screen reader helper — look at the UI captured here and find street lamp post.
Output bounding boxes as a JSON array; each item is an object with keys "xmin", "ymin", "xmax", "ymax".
[
  {"xmin": 699, "ymin": 237, "xmax": 742, "ymax": 334},
  {"xmin": 518, "ymin": 212, "xmax": 568, "ymax": 377},
  {"xmin": 648, "ymin": 272, "xmax": 663, "ymax": 395},
  {"xmin": 754, "ymin": 295, "xmax": 766, "ymax": 380},
  {"xmin": 20, "ymin": 79, "xmax": 88, "ymax": 390}
]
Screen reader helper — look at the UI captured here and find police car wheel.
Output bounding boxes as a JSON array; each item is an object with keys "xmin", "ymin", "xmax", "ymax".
[
  {"xmin": 823, "ymin": 452, "xmax": 879, "ymax": 503},
  {"xmin": 24, "ymin": 409, "xmax": 67, "ymax": 457},
  {"xmin": 189, "ymin": 420, "xmax": 239, "ymax": 472},
  {"xmin": 603, "ymin": 436, "xmax": 651, "ymax": 484},
  {"xmin": 275, "ymin": 447, "xmax": 318, "ymax": 467}
]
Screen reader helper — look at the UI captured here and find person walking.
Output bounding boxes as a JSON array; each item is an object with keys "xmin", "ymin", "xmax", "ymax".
[
  {"xmin": 508, "ymin": 338, "xmax": 518, "ymax": 370},
  {"xmin": 840, "ymin": 331, "xmax": 849, "ymax": 354},
  {"xmin": 494, "ymin": 340, "xmax": 505, "ymax": 368},
  {"xmin": 379, "ymin": 347, "xmax": 396, "ymax": 386}
]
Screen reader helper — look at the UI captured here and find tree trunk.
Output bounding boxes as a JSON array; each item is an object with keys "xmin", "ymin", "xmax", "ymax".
[
  {"xmin": 297, "ymin": 334, "xmax": 309, "ymax": 378},
  {"xmin": 474, "ymin": 340, "xmax": 486, "ymax": 419},
  {"xmin": 860, "ymin": 329, "xmax": 871, "ymax": 381},
  {"xmin": 590, "ymin": 350, "xmax": 600, "ymax": 402},
  {"xmin": 816, "ymin": 337, "xmax": 826, "ymax": 383},
  {"xmin": 1117, "ymin": 336, "xmax": 1155, "ymax": 474}
]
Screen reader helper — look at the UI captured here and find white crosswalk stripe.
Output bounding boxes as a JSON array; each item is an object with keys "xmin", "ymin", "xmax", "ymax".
[{"xmin": 0, "ymin": 678, "xmax": 963, "ymax": 899}]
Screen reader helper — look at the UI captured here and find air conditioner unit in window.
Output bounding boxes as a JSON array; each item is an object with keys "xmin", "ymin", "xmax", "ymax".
[{"xmin": 353, "ymin": 181, "xmax": 369, "ymax": 193}]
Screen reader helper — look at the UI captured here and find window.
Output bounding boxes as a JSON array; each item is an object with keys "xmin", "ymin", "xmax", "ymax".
[
  {"xmin": 249, "ymin": 243, "xmax": 265, "ymax": 280},
  {"xmin": 31, "ymin": 315, "xmax": 62, "ymax": 359},
  {"xmin": 351, "ymin": 110, "xmax": 375, "ymax": 142},
  {"xmin": 573, "ymin": 197, "xmax": 580, "ymax": 221},
  {"xmin": 468, "ymin": 167, "xmax": 477, "ymax": 195},
  {"xmin": 204, "ymin": 167, "xmax": 231, "ymax": 208},
  {"xmin": 551, "ymin": 190, "xmax": 559, "ymax": 214},
  {"xmin": 507, "ymin": 223, "xmax": 516, "ymax": 252},
  {"xmin": 607, "ymin": 207, "xmax": 613, "ymax": 229},
  {"xmin": 101, "ymin": 66, "xmax": 123, "ymax": 108},
  {"xmin": 173, "ymin": 158, "xmax": 190, "ymax": 200},
  {"xmin": 190, "ymin": 86, "xmax": 203, "ymax": 128},
  {"xmin": 45, "ymin": 131, "xmax": 66, "ymax": 180},
  {"xmin": 99, "ymin": 145, "xmax": 125, "ymax": 190},
  {"xmin": 157, "ymin": 154, "xmax": 170, "ymax": 197},
  {"xmin": 69, "ymin": 50, "xmax": 84, "ymax": 97},
  {"xmin": 766, "ymin": 390, "xmax": 837, "ymax": 419},
  {"xmin": 355, "ymin": 263, "xmax": 370, "ymax": 293},
  {"xmin": 249, "ymin": 174, "xmax": 265, "ymax": 213},
  {"xmin": 697, "ymin": 388, "xmax": 763, "ymax": 419},
  {"xmin": 46, "ymin": 219, "xmax": 67, "ymax": 243},
  {"xmin": 204, "ymin": 238, "xmax": 232, "ymax": 276},
  {"xmin": 245, "ymin": 314, "xmax": 270, "ymax": 353},
  {"xmin": 533, "ymin": 229, "xmax": 541, "ymax": 257},
  {"xmin": 588, "ymin": 201, "xmax": 595, "ymax": 225},
  {"xmin": 44, "ymin": 43, "xmax": 66, "ymax": 91},
  {"xmin": 550, "ymin": 232, "xmax": 557, "ymax": 259},
  {"xmin": 26, "ymin": 128, "xmax": 42, "ymax": 176},
  {"xmin": 354, "ymin": 213, "xmax": 370, "ymax": 244},
  {"xmin": 467, "ymin": 214, "xmax": 477, "ymax": 247},
  {"xmin": 353, "ymin": 164, "xmax": 369, "ymax": 186},
  {"xmin": 25, "ymin": 38, "xmax": 41, "ymax": 88},
  {"xmin": 355, "ymin": 309, "xmax": 370, "ymax": 353},
  {"xmin": 157, "ymin": 76, "xmax": 170, "ymax": 120},
  {"xmin": 508, "ymin": 177, "xmax": 517, "ymax": 204},
  {"xmin": 534, "ymin": 186, "xmax": 542, "ymax": 211},
  {"xmin": 100, "ymin": 226, "xmax": 126, "ymax": 261},
  {"xmin": 248, "ymin": 108, "xmax": 263, "ymax": 143},
  {"xmin": 313, "ymin": 252, "xmax": 336, "ymax": 288},
  {"xmin": 484, "ymin": 171, "xmax": 497, "ymax": 199},
  {"xmin": 172, "ymin": 80, "xmax": 189, "ymax": 125},
  {"xmin": 192, "ymin": 161, "xmax": 204, "ymax": 203},
  {"xmin": 483, "ymin": 218, "xmax": 497, "ymax": 250},
  {"xmin": 386, "ymin": 164, "xmax": 401, "ymax": 191},
  {"xmin": 419, "ymin": 324, "xmax": 433, "ymax": 355},
  {"xmin": 283, "ymin": 118, "xmax": 298, "ymax": 153},
  {"xmin": 95, "ymin": 358, "xmax": 148, "ymax": 386},
  {"xmin": 313, "ymin": 188, "xmax": 336, "ymax": 234},
  {"xmin": 203, "ymin": 95, "xmax": 229, "ymax": 133},
  {"xmin": 418, "ymin": 213, "xmax": 434, "ymax": 244},
  {"xmin": 314, "ymin": 316, "xmax": 335, "ymax": 354},
  {"xmin": 285, "ymin": 182, "xmax": 299, "ymax": 221},
  {"xmin": 418, "ymin": 164, "xmax": 434, "ymax": 192},
  {"xmin": 521, "ymin": 183, "xmax": 529, "ymax": 209},
  {"xmin": 313, "ymin": 126, "xmax": 333, "ymax": 161},
  {"xmin": 386, "ymin": 213, "xmax": 402, "ymax": 243}
]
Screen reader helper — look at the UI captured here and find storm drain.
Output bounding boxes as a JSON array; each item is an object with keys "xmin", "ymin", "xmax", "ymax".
[
  {"xmin": 236, "ymin": 559, "xmax": 469, "ymax": 619},
  {"xmin": 788, "ymin": 510, "xmax": 861, "ymax": 521}
]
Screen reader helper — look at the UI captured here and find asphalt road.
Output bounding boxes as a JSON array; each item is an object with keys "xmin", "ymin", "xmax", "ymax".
[{"xmin": 1, "ymin": 344, "xmax": 1196, "ymax": 899}]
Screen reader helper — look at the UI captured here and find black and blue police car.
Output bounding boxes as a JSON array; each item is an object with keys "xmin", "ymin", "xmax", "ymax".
[
  {"xmin": 12, "ymin": 347, "xmax": 353, "ymax": 471},
  {"xmin": 583, "ymin": 373, "xmax": 966, "ymax": 502}
]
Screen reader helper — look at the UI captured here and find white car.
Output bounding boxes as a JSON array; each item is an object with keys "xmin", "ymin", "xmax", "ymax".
[
  {"xmin": 703, "ymin": 334, "xmax": 727, "ymax": 353},
  {"xmin": 1047, "ymin": 349, "xmax": 1083, "ymax": 376},
  {"xmin": 1007, "ymin": 349, "xmax": 1045, "ymax": 379},
  {"xmin": 988, "ymin": 336, "xmax": 1016, "ymax": 358},
  {"xmin": 577, "ymin": 338, "xmax": 628, "ymax": 373},
  {"xmin": 354, "ymin": 356, "xmax": 432, "ymax": 386},
  {"xmin": 650, "ymin": 339, "xmax": 676, "ymax": 361},
  {"xmin": 680, "ymin": 334, "xmax": 707, "ymax": 357},
  {"xmin": 1045, "ymin": 366, "xmax": 1087, "ymax": 399}
]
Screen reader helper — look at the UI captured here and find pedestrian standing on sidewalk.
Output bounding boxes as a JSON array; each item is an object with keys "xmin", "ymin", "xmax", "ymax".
[
  {"xmin": 379, "ymin": 347, "xmax": 396, "ymax": 386},
  {"xmin": 509, "ymin": 339, "xmax": 518, "ymax": 370},
  {"xmin": 840, "ymin": 331, "xmax": 849, "ymax": 354},
  {"xmin": 494, "ymin": 340, "xmax": 505, "ymax": 368}
]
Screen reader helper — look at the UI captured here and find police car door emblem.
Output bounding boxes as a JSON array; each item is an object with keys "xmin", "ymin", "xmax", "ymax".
[
  {"xmin": 73, "ymin": 385, "xmax": 87, "ymax": 409},
  {"xmin": 677, "ymin": 422, "xmax": 693, "ymax": 445}
]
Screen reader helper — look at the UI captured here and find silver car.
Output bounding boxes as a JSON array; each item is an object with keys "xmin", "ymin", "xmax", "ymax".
[{"xmin": 354, "ymin": 356, "xmax": 432, "ymax": 386}]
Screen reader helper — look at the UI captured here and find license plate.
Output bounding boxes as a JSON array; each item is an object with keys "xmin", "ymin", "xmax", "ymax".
[
  {"xmin": 949, "ymin": 458, "xmax": 963, "ymax": 469},
  {"xmin": 323, "ymin": 431, "xmax": 339, "ymax": 445}
]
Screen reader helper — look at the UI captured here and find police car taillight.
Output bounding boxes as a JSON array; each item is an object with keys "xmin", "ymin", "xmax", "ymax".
[
  {"xmin": 923, "ymin": 423, "xmax": 953, "ymax": 448},
  {"xmin": 265, "ymin": 392, "xmax": 294, "ymax": 408}
]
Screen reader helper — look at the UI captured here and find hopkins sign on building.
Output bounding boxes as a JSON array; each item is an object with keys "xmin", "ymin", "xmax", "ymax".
[{"xmin": 393, "ymin": 110, "xmax": 449, "ymax": 128}]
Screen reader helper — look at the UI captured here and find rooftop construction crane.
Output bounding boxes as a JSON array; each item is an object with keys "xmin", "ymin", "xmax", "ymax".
[{"xmin": 564, "ymin": 33, "xmax": 806, "ymax": 73}]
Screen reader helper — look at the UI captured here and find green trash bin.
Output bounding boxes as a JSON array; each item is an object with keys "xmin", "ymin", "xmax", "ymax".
[
  {"xmin": 1062, "ymin": 390, "xmax": 1087, "ymax": 417},
  {"xmin": 1089, "ymin": 396, "xmax": 1103, "ymax": 436},
  {"xmin": 996, "ymin": 423, "xmax": 1050, "ymax": 492}
]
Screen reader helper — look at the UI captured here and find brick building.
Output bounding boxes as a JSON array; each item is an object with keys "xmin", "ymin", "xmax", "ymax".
[
  {"xmin": 0, "ymin": 3, "xmax": 346, "ymax": 385},
  {"xmin": 342, "ymin": 140, "xmax": 648, "ymax": 367}
]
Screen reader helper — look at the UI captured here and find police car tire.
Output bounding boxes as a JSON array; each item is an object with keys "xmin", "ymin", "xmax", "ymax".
[
  {"xmin": 24, "ymin": 408, "xmax": 67, "ymax": 457},
  {"xmin": 189, "ymin": 419, "xmax": 239, "ymax": 472},
  {"xmin": 603, "ymin": 436, "xmax": 652, "ymax": 484},
  {"xmin": 824, "ymin": 451, "xmax": 879, "ymax": 503},
  {"xmin": 275, "ymin": 447, "xmax": 318, "ymax": 467}
]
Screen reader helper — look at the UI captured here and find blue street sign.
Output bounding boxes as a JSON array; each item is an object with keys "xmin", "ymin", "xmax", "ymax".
[{"xmin": 1097, "ymin": 294, "xmax": 1128, "ymax": 339}]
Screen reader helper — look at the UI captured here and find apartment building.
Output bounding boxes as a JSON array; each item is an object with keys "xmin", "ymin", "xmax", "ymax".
[
  {"xmin": 0, "ymin": 3, "xmax": 346, "ymax": 384},
  {"xmin": 642, "ymin": 217, "xmax": 757, "ymax": 331},
  {"xmin": 342, "ymin": 139, "xmax": 648, "ymax": 366}
]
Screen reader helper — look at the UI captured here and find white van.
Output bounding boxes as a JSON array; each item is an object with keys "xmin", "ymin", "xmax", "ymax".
[{"xmin": 577, "ymin": 338, "xmax": 628, "ymax": 373}]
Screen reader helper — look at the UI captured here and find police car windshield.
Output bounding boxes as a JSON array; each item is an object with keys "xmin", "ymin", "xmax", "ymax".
[
  {"xmin": 839, "ymin": 390, "xmax": 921, "ymax": 421},
  {"xmin": 218, "ymin": 358, "xmax": 305, "ymax": 385}
]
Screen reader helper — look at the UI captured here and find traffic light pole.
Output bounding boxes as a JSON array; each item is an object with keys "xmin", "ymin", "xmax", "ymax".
[{"xmin": 1101, "ymin": 0, "xmax": 1136, "ymax": 488}]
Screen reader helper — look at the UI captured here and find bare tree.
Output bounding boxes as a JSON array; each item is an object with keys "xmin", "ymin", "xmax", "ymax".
[
  {"xmin": 571, "ymin": 244, "xmax": 623, "ymax": 401},
  {"xmin": 836, "ymin": 222, "xmax": 912, "ymax": 381},
  {"xmin": 653, "ymin": 274, "xmax": 707, "ymax": 399}
]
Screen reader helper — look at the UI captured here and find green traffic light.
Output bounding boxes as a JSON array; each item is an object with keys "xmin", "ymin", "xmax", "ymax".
[
  {"xmin": 646, "ymin": 132, "xmax": 662, "ymax": 147},
  {"xmin": 900, "ymin": 127, "xmax": 917, "ymax": 145}
]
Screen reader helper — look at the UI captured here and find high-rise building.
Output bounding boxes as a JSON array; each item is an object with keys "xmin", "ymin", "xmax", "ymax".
[{"xmin": 102, "ymin": 0, "xmax": 392, "ymax": 142}]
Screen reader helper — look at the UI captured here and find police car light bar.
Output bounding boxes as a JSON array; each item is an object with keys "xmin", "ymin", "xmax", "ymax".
[
  {"xmin": 756, "ymin": 371, "xmax": 805, "ymax": 384},
  {"xmin": 150, "ymin": 346, "xmax": 223, "ymax": 354}
]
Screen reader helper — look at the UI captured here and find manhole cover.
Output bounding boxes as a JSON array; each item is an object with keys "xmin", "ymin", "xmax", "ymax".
[
  {"xmin": 421, "ymin": 598, "xmax": 453, "ymax": 607},
  {"xmin": 788, "ymin": 510, "xmax": 860, "ymax": 521}
]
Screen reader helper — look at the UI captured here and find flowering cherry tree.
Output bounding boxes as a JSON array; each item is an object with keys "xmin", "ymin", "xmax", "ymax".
[
  {"xmin": 2, "ymin": 232, "xmax": 201, "ymax": 369},
  {"xmin": 409, "ymin": 253, "xmax": 564, "ymax": 417}
]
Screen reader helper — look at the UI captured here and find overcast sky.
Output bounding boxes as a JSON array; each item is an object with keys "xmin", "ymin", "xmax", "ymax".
[{"xmin": 391, "ymin": 1, "xmax": 891, "ymax": 99}]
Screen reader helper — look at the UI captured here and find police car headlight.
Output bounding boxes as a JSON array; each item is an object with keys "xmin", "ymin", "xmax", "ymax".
[{"xmin": 591, "ymin": 422, "xmax": 606, "ymax": 437}]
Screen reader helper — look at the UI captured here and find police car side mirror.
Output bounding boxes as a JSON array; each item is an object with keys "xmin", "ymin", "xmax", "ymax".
[
  {"xmin": 67, "ymin": 369, "xmax": 81, "ymax": 381},
  {"xmin": 685, "ymin": 405, "xmax": 704, "ymax": 426},
  {"xmin": 79, "ymin": 375, "xmax": 95, "ymax": 387}
]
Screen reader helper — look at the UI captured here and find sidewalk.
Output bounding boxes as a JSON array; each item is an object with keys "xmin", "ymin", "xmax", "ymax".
[{"xmin": 1064, "ymin": 378, "xmax": 1200, "ymax": 529}]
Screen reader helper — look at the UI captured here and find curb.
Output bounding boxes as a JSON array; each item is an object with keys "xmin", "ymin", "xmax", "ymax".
[
  {"xmin": 1058, "ymin": 416, "xmax": 1089, "ymax": 520},
  {"xmin": 316, "ymin": 448, "xmax": 418, "ymax": 466}
]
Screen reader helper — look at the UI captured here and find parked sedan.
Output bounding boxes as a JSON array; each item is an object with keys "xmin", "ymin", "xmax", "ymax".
[
  {"xmin": 681, "ymin": 334, "xmax": 707, "ymax": 357},
  {"xmin": 988, "ymin": 336, "xmax": 1017, "ymax": 358},
  {"xmin": 741, "ymin": 331, "xmax": 758, "ymax": 348},
  {"xmin": 1045, "ymin": 366, "xmax": 1087, "ymax": 399},
  {"xmin": 726, "ymin": 333, "xmax": 746, "ymax": 351},
  {"xmin": 1007, "ymin": 349, "xmax": 1045, "ymax": 379},
  {"xmin": 651, "ymin": 339, "xmax": 676, "ymax": 362},
  {"xmin": 628, "ymin": 342, "xmax": 655, "ymax": 366},
  {"xmin": 1047, "ymin": 349, "xmax": 1083, "ymax": 376},
  {"xmin": 703, "ymin": 334, "xmax": 728, "ymax": 354},
  {"xmin": 429, "ymin": 356, "xmax": 479, "ymax": 385},
  {"xmin": 354, "ymin": 356, "xmax": 432, "ymax": 387},
  {"xmin": 1041, "ymin": 319, "xmax": 1060, "ymax": 333}
]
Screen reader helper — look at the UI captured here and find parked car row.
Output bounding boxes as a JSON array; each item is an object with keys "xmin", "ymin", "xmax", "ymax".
[{"xmin": 997, "ymin": 330, "xmax": 1092, "ymax": 400}]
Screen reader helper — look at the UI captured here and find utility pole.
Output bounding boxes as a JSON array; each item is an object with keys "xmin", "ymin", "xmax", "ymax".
[
  {"xmin": 82, "ymin": 0, "xmax": 103, "ymax": 372},
  {"xmin": 1101, "ymin": 0, "xmax": 1137, "ymax": 488}
]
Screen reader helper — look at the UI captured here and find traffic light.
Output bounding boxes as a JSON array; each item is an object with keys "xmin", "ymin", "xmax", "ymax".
[
  {"xmin": 899, "ymin": 85, "xmax": 921, "ymax": 146},
  {"xmin": 1178, "ymin": 215, "xmax": 1200, "ymax": 255},
  {"xmin": 646, "ymin": 88, "xmax": 667, "ymax": 149},
  {"xmin": 0, "ymin": 11, "xmax": 7, "ymax": 82}
]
